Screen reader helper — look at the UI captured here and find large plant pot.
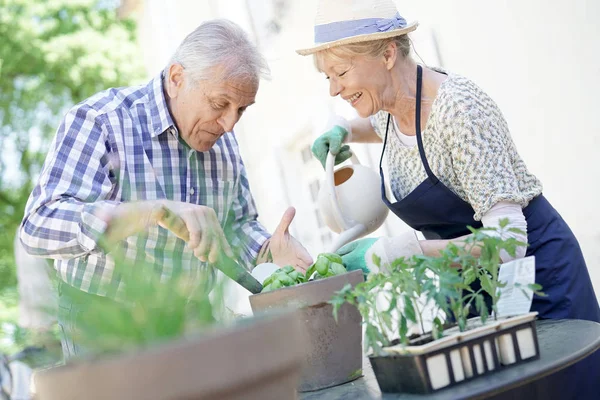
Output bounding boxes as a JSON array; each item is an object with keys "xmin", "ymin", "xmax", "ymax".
[
  {"xmin": 249, "ymin": 270, "xmax": 364, "ymax": 392},
  {"xmin": 35, "ymin": 311, "xmax": 306, "ymax": 400},
  {"xmin": 369, "ymin": 312, "xmax": 540, "ymax": 394}
]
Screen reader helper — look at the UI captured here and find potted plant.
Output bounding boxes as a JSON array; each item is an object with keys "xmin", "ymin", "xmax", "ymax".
[
  {"xmin": 249, "ymin": 253, "xmax": 364, "ymax": 392},
  {"xmin": 330, "ymin": 220, "xmax": 544, "ymax": 394},
  {"xmin": 34, "ymin": 252, "xmax": 307, "ymax": 400}
]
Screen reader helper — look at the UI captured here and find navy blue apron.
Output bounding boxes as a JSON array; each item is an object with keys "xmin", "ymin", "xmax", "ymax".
[{"xmin": 378, "ymin": 65, "xmax": 600, "ymax": 397}]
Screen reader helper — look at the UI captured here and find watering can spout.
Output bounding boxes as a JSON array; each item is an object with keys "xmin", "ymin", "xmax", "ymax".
[{"xmin": 327, "ymin": 224, "xmax": 368, "ymax": 253}]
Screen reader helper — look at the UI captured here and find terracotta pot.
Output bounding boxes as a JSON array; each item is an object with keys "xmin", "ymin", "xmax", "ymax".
[
  {"xmin": 35, "ymin": 311, "xmax": 306, "ymax": 400},
  {"xmin": 249, "ymin": 270, "xmax": 364, "ymax": 392}
]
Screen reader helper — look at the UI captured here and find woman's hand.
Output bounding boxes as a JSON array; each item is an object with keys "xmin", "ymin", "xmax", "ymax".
[
  {"xmin": 311, "ymin": 125, "xmax": 352, "ymax": 169},
  {"xmin": 337, "ymin": 232, "xmax": 423, "ymax": 274}
]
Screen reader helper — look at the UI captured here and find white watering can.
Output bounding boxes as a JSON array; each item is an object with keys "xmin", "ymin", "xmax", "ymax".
[{"xmin": 318, "ymin": 152, "xmax": 389, "ymax": 253}]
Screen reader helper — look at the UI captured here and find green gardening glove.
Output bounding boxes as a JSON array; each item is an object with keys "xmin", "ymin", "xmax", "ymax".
[
  {"xmin": 336, "ymin": 237, "xmax": 378, "ymax": 275},
  {"xmin": 311, "ymin": 125, "xmax": 352, "ymax": 169}
]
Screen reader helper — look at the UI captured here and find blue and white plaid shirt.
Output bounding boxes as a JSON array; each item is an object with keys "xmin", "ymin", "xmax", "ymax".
[{"xmin": 20, "ymin": 74, "xmax": 270, "ymax": 297}]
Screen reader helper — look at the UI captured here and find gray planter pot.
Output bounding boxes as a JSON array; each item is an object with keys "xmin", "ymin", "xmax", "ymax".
[
  {"xmin": 249, "ymin": 270, "xmax": 364, "ymax": 392},
  {"xmin": 34, "ymin": 311, "xmax": 306, "ymax": 400}
]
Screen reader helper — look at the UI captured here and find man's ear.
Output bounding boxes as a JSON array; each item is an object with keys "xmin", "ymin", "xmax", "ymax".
[
  {"xmin": 165, "ymin": 63, "xmax": 185, "ymax": 99},
  {"xmin": 383, "ymin": 42, "xmax": 398, "ymax": 70}
]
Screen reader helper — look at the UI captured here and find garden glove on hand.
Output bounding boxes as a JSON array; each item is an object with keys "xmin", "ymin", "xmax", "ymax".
[
  {"xmin": 336, "ymin": 237, "xmax": 378, "ymax": 275},
  {"xmin": 311, "ymin": 116, "xmax": 353, "ymax": 169},
  {"xmin": 337, "ymin": 232, "xmax": 423, "ymax": 275}
]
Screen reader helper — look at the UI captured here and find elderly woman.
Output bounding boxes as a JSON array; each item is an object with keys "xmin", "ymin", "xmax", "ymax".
[
  {"xmin": 298, "ymin": 0, "xmax": 599, "ymax": 323},
  {"xmin": 298, "ymin": 0, "xmax": 600, "ymax": 398},
  {"xmin": 299, "ymin": 0, "xmax": 599, "ymax": 395}
]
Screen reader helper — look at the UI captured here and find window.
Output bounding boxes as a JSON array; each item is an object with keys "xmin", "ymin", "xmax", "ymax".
[{"xmin": 301, "ymin": 145, "xmax": 313, "ymax": 165}]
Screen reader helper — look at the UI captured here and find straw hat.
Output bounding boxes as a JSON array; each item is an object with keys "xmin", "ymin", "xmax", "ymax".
[{"xmin": 296, "ymin": 0, "xmax": 418, "ymax": 56}]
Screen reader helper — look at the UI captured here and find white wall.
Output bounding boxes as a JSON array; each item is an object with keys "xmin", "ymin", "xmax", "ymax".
[
  {"xmin": 135, "ymin": 0, "xmax": 600, "ymax": 302},
  {"xmin": 394, "ymin": 0, "xmax": 600, "ymax": 295}
]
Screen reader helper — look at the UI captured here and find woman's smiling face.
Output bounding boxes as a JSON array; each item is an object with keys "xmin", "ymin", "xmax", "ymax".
[{"xmin": 318, "ymin": 50, "xmax": 392, "ymax": 118}]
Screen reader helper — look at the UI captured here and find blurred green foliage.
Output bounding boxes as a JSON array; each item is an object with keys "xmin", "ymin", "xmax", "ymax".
[
  {"xmin": 0, "ymin": 0, "xmax": 145, "ymax": 354},
  {"xmin": 0, "ymin": 0, "xmax": 145, "ymax": 293},
  {"xmin": 73, "ymin": 252, "xmax": 227, "ymax": 356}
]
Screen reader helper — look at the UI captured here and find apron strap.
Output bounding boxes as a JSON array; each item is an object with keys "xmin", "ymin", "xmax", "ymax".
[
  {"xmin": 379, "ymin": 64, "xmax": 440, "ymax": 203},
  {"xmin": 378, "ymin": 114, "xmax": 393, "ymax": 206},
  {"xmin": 415, "ymin": 65, "xmax": 439, "ymax": 183}
]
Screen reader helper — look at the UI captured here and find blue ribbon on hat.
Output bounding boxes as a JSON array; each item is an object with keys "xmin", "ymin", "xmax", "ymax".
[{"xmin": 314, "ymin": 12, "xmax": 407, "ymax": 44}]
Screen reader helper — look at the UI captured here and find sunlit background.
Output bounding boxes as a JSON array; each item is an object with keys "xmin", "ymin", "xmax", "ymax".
[{"xmin": 1, "ymin": 0, "xmax": 599, "ymax": 353}]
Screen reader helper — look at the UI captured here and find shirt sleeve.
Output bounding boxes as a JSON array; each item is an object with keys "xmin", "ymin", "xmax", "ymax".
[
  {"xmin": 369, "ymin": 111, "xmax": 387, "ymax": 140},
  {"xmin": 481, "ymin": 201, "xmax": 528, "ymax": 261},
  {"xmin": 20, "ymin": 105, "xmax": 120, "ymax": 259},
  {"xmin": 223, "ymin": 140, "xmax": 270, "ymax": 271},
  {"xmin": 447, "ymin": 92, "xmax": 530, "ymax": 220}
]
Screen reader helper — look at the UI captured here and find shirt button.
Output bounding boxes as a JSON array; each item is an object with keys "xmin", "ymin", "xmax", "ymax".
[{"xmin": 190, "ymin": 187, "xmax": 195, "ymax": 195}]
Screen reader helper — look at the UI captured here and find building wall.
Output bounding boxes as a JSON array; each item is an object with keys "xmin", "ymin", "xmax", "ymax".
[
  {"xmin": 395, "ymin": 0, "xmax": 600, "ymax": 297},
  {"xmin": 135, "ymin": 0, "xmax": 600, "ymax": 306}
]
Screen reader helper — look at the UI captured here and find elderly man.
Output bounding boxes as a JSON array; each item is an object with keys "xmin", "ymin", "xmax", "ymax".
[{"xmin": 19, "ymin": 19, "xmax": 312, "ymax": 358}]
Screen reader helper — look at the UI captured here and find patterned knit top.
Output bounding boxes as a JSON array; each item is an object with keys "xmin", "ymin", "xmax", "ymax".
[{"xmin": 370, "ymin": 68, "xmax": 543, "ymax": 221}]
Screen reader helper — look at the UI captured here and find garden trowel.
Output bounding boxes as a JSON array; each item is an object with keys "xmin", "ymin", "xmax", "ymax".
[{"xmin": 215, "ymin": 252, "xmax": 263, "ymax": 294}]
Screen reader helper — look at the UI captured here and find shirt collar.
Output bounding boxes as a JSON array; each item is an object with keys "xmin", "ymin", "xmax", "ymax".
[{"xmin": 147, "ymin": 72, "xmax": 177, "ymax": 138}]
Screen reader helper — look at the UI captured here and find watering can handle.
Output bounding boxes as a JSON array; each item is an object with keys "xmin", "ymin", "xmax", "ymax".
[
  {"xmin": 325, "ymin": 152, "xmax": 362, "ymax": 232},
  {"xmin": 325, "ymin": 152, "xmax": 346, "ymax": 231}
]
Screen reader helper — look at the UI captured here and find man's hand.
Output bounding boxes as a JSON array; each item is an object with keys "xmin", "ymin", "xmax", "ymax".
[
  {"xmin": 101, "ymin": 200, "xmax": 233, "ymax": 263},
  {"xmin": 258, "ymin": 207, "xmax": 313, "ymax": 272}
]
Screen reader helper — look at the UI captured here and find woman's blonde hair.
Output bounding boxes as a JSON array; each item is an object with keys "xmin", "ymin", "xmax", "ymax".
[{"xmin": 314, "ymin": 35, "xmax": 411, "ymax": 71}]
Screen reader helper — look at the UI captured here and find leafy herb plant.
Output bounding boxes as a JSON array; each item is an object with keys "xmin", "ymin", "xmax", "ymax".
[
  {"xmin": 260, "ymin": 253, "xmax": 348, "ymax": 293},
  {"xmin": 70, "ymin": 253, "xmax": 227, "ymax": 356},
  {"xmin": 331, "ymin": 220, "xmax": 545, "ymax": 356}
]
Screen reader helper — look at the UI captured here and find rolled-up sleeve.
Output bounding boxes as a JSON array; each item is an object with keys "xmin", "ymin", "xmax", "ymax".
[{"xmin": 20, "ymin": 105, "xmax": 120, "ymax": 259}]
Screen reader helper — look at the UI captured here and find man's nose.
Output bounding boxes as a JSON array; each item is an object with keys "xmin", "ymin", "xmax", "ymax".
[{"xmin": 218, "ymin": 110, "xmax": 239, "ymax": 133}]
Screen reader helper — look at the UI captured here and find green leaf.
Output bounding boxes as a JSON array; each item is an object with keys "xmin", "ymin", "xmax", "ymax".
[
  {"xmin": 315, "ymin": 255, "xmax": 330, "ymax": 275},
  {"xmin": 277, "ymin": 273, "xmax": 295, "ymax": 286},
  {"xmin": 528, "ymin": 283, "xmax": 543, "ymax": 291},
  {"xmin": 322, "ymin": 253, "xmax": 343, "ymax": 264},
  {"xmin": 305, "ymin": 264, "xmax": 316, "ymax": 280},
  {"xmin": 282, "ymin": 265, "xmax": 295, "ymax": 274},
  {"xmin": 475, "ymin": 294, "xmax": 489, "ymax": 322},
  {"xmin": 479, "ymin": 273, "xmax": 495, "ymax": 297},
  {"xmin": 462, "ymin": 268, "xmax": 476, "ymax": 286},
  {"xmin": 372, "ymin": 253, "xmax": 381, "ymax": 268},
  {"xmin": 386, "ymin": 296, "xmax": 397, "ymax": 313},
  {"xmin": 399, "ymin": 315, "xmax": 409, "ymax": 344},
  {"xmin": 329, "ymin": 262, "xmax": 347, "ymax": 276},
  {"xmin": 403, "ymin": 295, "xmax": 416, "ymax": 322},
  {"xmin": 432, "ymin": 317, "xmax": 444, "ymax": 340}
]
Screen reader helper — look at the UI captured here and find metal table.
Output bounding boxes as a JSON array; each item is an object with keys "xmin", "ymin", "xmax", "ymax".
[{"xmin": 299, "ymin": 319, "xmax": 600, "ymax": 400}]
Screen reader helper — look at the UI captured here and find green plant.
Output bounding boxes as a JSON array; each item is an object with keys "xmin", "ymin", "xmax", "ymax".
[
  {"xmin": 70, "ymin": 248, "xmax": 227, "ymax": 356},
  {"xmin": 331, "ymin": 221, "xmax": 545, "ymax": 356},
  {"xmin": 261, "ymin": 265, "xmax": 306, "ymax": 292},
  {"xmin": 260, "ymin": 253, "xmax": 348, "ymax": 293},
  {"xmin": 305, "ymin": 253, "xmax": 346, "ymax": 280},
  {"xmin": 442, "ymin": 219, "xmax": 544, "ymax": 327},
  {"xmin": 331, "ymin": 255, "xmax": 450, "ymax": 356}
]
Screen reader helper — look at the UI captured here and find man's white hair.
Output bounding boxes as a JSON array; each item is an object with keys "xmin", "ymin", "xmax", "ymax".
[{"xmin": 164, "ymin": 19, "xmax": 270, "ymax": 84}]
